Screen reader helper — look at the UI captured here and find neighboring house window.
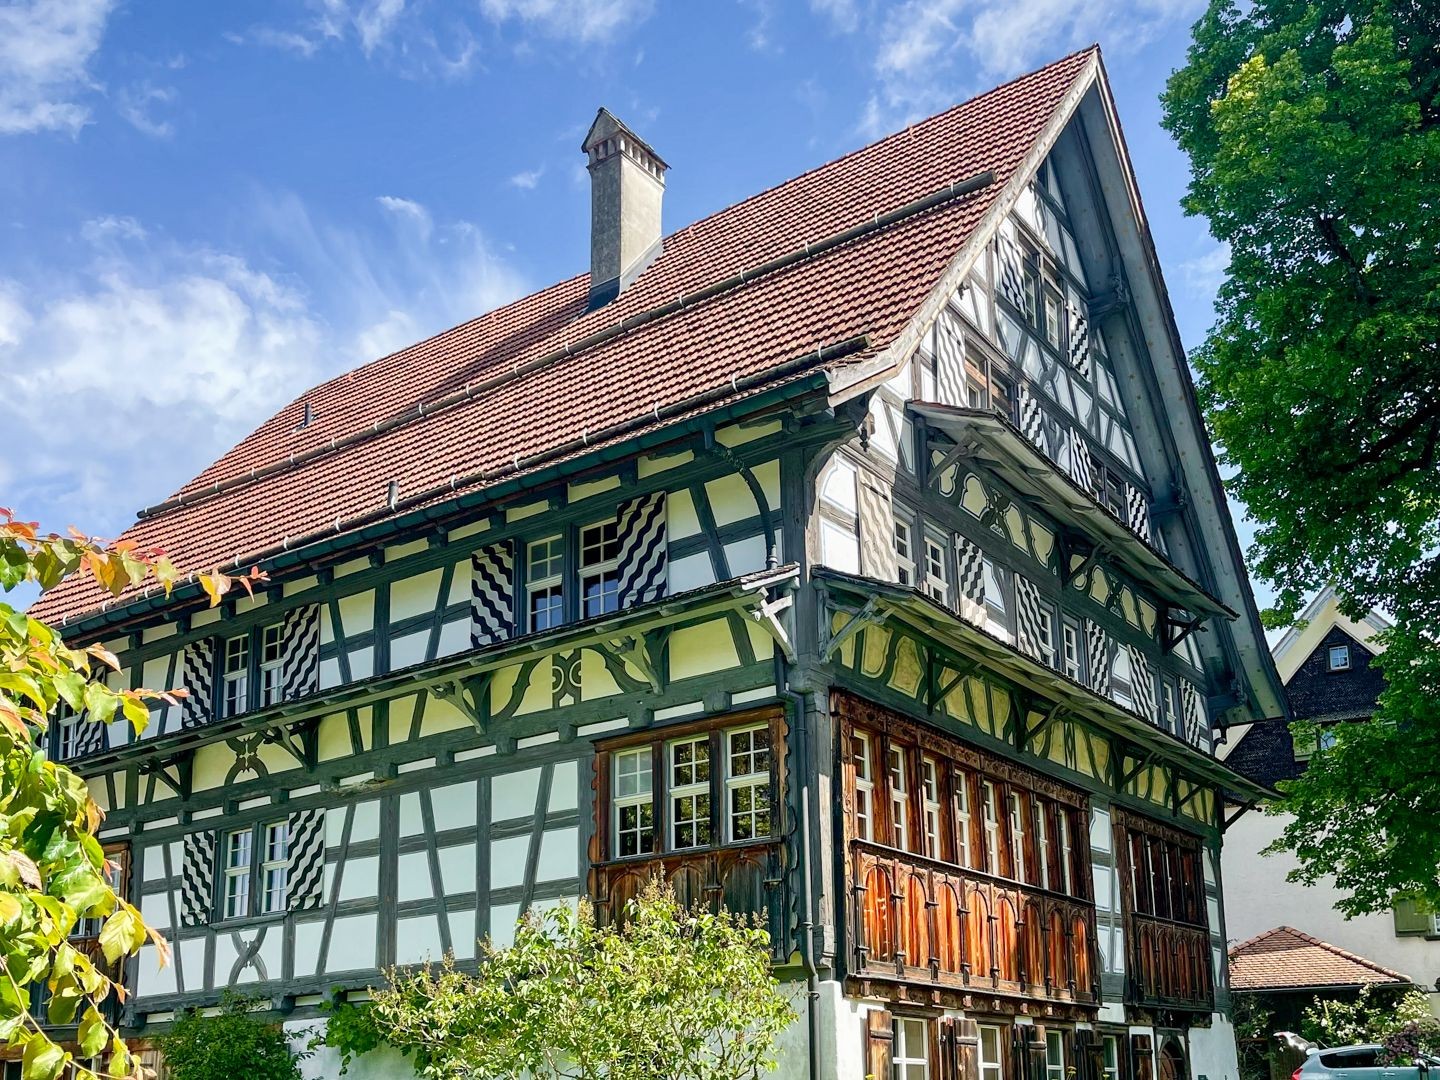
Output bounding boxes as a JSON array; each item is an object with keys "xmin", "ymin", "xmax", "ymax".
[
  {"xmin": 889, "ymin": 745, "xmax": 911, "ymax": 851},
  {"xmin": 853, "ymin": 732, "xmax": 875, "ymax": 842},
  {"xmin": 669, "ymin": 736, "xmax": 711, "ymax": 850},
  {"xmin": 1045, "ymin": 1030, "xmax": 1066, "ymax": 1080},
  {"xmin": 580, "ymin": 519, "xmax": 622, "ymax": 618},
  {"xmin": 223, "ymin": 828, "xmax": 252, "ymax": 919},
  {"xmin": 893, "ymin": 1017, "xmax": 929, "ymax": 1080},
  {"xmin": 923, "ymin": 534, "xmax": 950, "ymax": 605},
  {"xmin": 921, "ymin": 757, "xmax": 942, "ymax": 857},
  {"xmin": 1317, "ymin": 725, "xmax": 1339, "ymax": 752},
  {"xmin": 979, "ymin": 1025, "xmax": 1005, "ymax": 1080},
  {"xmin": 222, "ymin": 634, "xmax": 249, "ymax": 717},
  {"xmin": 54, "ymin": 704, "xmax": 83, "ymax": 760},
  {"xmin": 259, "ymin": 624, "xmax": 284, "ymax": 707},
  {"xmin": 1062, "ymin": 618, "xmax": 1083, "ymax": 683},
  {"xmin": 954, "ymin": 769, "xmax": 972, "ymax": 866},
  {"xmin": 1328, "ymin": 644, "xmax": 1351, "ymax": 672},
  {"xmin": 613, "ymin": 747, "xmax": 655, "ymax": 858},
  {"xmin": 894, "ymin": 517, "xmax": 916, "ymax": 587},
  {"xmin": 1009, "ymin": 791, "xmax": 1028, "ymax": 883},
  {"xmin": 982, "ymin": 780, "xmax": 1001, "ymax": 875},
  {"xmin": 726, "ymin": 725, "xmax": 771, "ymax": 842},
  {"xmin": 1102, "ymin": 1036, "xmax": 1121, "ymax": 1080},
  {"xmin": 528, "ymin": 536, "xmax": 565, "ymax": 631}
]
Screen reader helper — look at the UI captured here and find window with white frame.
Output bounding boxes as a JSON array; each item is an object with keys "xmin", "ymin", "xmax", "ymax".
[
  {"xmin": 580, "ymin": 519, "xmax": 622, "ymax": 618},
  {"xmin": 853, "ymin": 732, "xmax": 875, "ymax": 842},
  {"xmin": 73, "ymin": 845, "xmax": 128, "ymax": 939},
  {"xmin": 726, "ymin": 726, "xmax": 771, "ymax": 842},
  {"xmin": 613, "ymin": 747, "xmax": 654, "ymax": 858},
  {"xmin": 979, "ymin": 1025, "xmax": 1005, "ymax": 1080},
  {"xmin": 1110, "ymin": 648, "xmax": 1135, "ymax": 710},
  {"xmin": 222, "ymin": 634, "xmax": 249, "ymax": 718},
  {"xmin": 1102, "ymin": 1035, "xmax": 1121, "ymax": 1080},
  {"xmin": 893, "ymin": 1017, "xmax": 929, "ymax": 1080},
  {"xmin": 1062, "ymin": 618, "xmax": 1083, "ymax": 683},
  {"xmin": 1036, "ymin": 603, "xmax": 1057, "ymax": 669},
  {"xmin": 1328, "ymin": 644, "xmax": 1351, "ymax": 672},
  {"xmin": 889, "ymin": 745, "xmax": 911, "ymax": 850},
  {"xmin": 954, "ymin": 769, "xmax": 972, "ymax": 866},
  {"xmin": 223, "ymin": 828, "xmax": 253, "ymax": 919},
  {"xmin": 1045, "ymin": 1030, "xmax": 1066, "ymax": 1080},
  {"xmin": 260, "ymin": 821, "xmax": 290, "ymax": 913},
  {"xmin": 983, "ymin": 559, "xmax": 1011, "ymax": 642},
  {"xmin": 921, "ymin": 757, "xmax": 942, "ymax": 856},
  {"xmin": 669, "ymin": 736, "xmax": 711, "ymax": 850},
  {"xmin": 982, "ymin": 780, "xmax": 1001, "ymax": 875},
  {"xmin": 221, "ymin": 821, "xmax": 291, "ymax": 920},
  {"xmin": 55, "ymin": 704, "xmax": 83, "ymax": 760},
  {"xmin": 258, "ymin": 623, "xmax": 284, "ymax": 707},
  {"xmin": 527, "ymin": 536, "xmax": 565, "ymax": 631},
  {"xmin": 923, "ymin": 534, "xmax": 950, "ymax": 605},
  {"xmin": 1009, "ymin": 791, "xmax": 1028, "ymax": 883},
  {"xmin": 1162, "ymin": 678, "xmax": 1181, "ymax": 735},
  {"xmin": 894, "ymin": 517, "xmax": 916, "ymax": 587},
  {"xmin": 1035, "ymin": 796, "xmax": 1051, "ymax": 890},
  {"xmin": 1057, "ymin": 809, "xmax": 1073, "ymax": 894}
]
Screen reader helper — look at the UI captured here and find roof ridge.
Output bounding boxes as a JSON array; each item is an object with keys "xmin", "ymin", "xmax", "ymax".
[{"xmin": 1230, "ymin": 925, "xmax": 1413, "ymax": 984}]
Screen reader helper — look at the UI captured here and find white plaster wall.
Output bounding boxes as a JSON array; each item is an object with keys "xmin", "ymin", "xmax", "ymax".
[
  {"xmin": 291, "ymin": 1020, "xmax": 416, "ymax": 1080},
  {"xmin": 1189, "ymin": 1014, "xmax": 1239, "ymax": 1080},
  {"xmin": 1223, "ymin": 810, "xmax": 1440, "ymax": 1003}
]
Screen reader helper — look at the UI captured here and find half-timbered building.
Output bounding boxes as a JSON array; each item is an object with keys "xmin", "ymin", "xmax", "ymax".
[{"xmin": 29, "ymin": 46, "xmax": 1284, "ymax": 1080}]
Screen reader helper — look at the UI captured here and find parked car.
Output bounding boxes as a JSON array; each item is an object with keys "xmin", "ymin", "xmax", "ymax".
[{"xmin": 1294, "ymin": 1044, "xmax": 1439, "ymax": 1080}]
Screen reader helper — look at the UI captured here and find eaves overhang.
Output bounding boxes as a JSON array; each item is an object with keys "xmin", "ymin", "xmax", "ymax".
[
  {"xmin": 76, "ymin": 565, "xmax": 801, "ymax": 778},
  {"xmin": 816, "ymin": 567, "xmax": 1275, "ymax": 803},
  {"xmin": 909, "ymin": 402, "xmax": 1237, "ymax": 621}
]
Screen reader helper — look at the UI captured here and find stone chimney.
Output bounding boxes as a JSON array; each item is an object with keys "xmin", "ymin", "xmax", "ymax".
[{"xmin": 582, "ymin": 108, "xmax": 667, "ymax": 309}]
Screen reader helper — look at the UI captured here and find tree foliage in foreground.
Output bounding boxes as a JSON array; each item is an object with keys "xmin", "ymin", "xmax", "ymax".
[
  {"xmin": 1162, "ymin": 1, "xmax": 1440, "ymax": 915},
  {"xmin": 326, "ymin": 880, "xmax": 795, "ymax": 1080},
  {"xmin": 155, "ymin": 994, "xmax": 307, "ymax": 1080},
  {"xmin": 0, "ymin": 510, "xmax": 259, "ymax": 1078}
]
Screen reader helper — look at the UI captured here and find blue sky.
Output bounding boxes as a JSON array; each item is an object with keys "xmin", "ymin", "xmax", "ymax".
[{"xmin": 0, "ymin": 0, "xmax": 1245, "ymax": 597}]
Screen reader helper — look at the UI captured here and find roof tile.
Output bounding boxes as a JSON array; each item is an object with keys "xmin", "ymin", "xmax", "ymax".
[{"xmin": 1228, "ymin": 926, "xmax": 1412, "ymax": 991}]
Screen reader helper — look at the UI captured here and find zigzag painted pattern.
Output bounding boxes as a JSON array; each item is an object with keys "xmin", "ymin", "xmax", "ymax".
[
  {"xmin": 1127, "ymin": 644, "xmax": 1156, "ymax": 722},
  {"xmin": 68, "ymin": 715, "xmax": 106, "ymax": 758},
  {"xmin": 471, "ymin": 540, "xmax": 516, "ymax": 647},
  {"xmin": 998, "ymin": 237, "xmax": 1026, "ymax": 309},
  {"xmin": 934, "ymin": 316, "xmax": 966, "ymax": 407},
  {"xmin": 955, "ymin": 535, "xmax": 985, "ymax": 625},
  {"xmin": 286, "ymin": 808, "xmax": 326, "ymax": 911},
  {"xmin": 179, "ymin": 830, "xmax": 216, "ymax": 927},
  {"xmin": 279, "ymin": 604, "xmax": 321, "ymax": 701},
  {"xmin": 1018, "ymin": 384, "xmax": 1045, "ymax": 449},
  {"xmin": 1127, "ymin": 484, "xmax": 1152, "ymax": 542},
  {"xmin": 1086, "ymin": 619, "xmax": 1110, "ymax": 696},
  {"xmin": 1014, "ymin": 574, "xmax": 1046, "ymax": 663},
  {"xmin": 616, "ymin": 492, "xmax": 667, "ymax": 607},
  {"xmin": 179, "ymin": 638, "xmax": 215, "ymax": 729},
  {"xmin": 1182, "ymin": 682, "xmax": 1204, "ymax": 747},
  {"xmin": 1068, "ymin": 302, "xmax": 1091, "ymax": 377},
  {"xmin": 1067, "ymin": 430, "xmax": 1093, "ymax": 494},
  {"xmin": 857, "ymin": 474, "xmax": 895, "ymax": 579}
]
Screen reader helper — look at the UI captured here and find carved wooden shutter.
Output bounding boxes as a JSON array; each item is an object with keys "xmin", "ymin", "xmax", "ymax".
[
  {"xmin": 179, "ymin": 830, "xmax": 217, "ymax": 927},
  {"xmin": 1025, "ymin": 1026, "xmax": 1050, "ymax": 1080},
  {"xmin": 286, "ymin": 808, "xmax": 326, "ymax": 911},
  {"xmin": 1014, "ymin": 575, "xmax": 1047, "ymax": 662},
  {"xmin": 471, "ymin": 540, "xmax": 516, "ymax": 647},
  {"xmin": 1086, "ymin": 620, "xmax": 1110, "ymax": 696},
  {"xmin": 956, "ymin": 534, "xmax": 986, "ymax": 625},
  {"xmin": 938, "ymin": 1018, "xmax": 980, "ymax": 1080},
  {"xmin": 865, "ymin": 1008, "xmax": 893, "ymax": 1080},
  {"xmin": 615, "ymin": 492, "xmax": 667, "ymax": 607},
  {"xmin": 1130, "ymin": 1034, "xmax": 1155, "ymax": 1080},
  {"xmin": 178, "ymin": 638, "xmax": 216, "ymax": 729},
  {"xmin": 857, "ymin": 470, "xmax": 896, "ymax": 580},
  {"xmin": 1127, "ymin": 645, "xmax": 1156, "ymax": 722},
  {"xmin": 278, "ymin": 604, "xmax": 321, "ymax": 700},
  {"xmin": 1073, "ymin": 1029, "xmax": 1105, "ymax": 1080}
]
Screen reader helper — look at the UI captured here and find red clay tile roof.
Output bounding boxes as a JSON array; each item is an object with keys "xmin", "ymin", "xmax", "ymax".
[
  {"xmin": 1228, "ymin": 926, "xmax": 1412, "ymax": 992},
  {"xmin": 32, "ymin": 47, "xmax": 1098, "ymax": 627}
]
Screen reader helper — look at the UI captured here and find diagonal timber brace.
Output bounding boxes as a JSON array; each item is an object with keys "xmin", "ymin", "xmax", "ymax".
[
  {"xmin": 748, "ymin": 590, "xmax": 796, "ymax": 663},
  {"xmin": 823, "ymin": 597, "xmax": 884, "ymax": 662},
  {"xmin": 434, "ymin": 672, "xmax": 493, "ymax": 735},
  {"xmin": 602, "ymin": 633, "xmax": 664, "ymax": 694}
]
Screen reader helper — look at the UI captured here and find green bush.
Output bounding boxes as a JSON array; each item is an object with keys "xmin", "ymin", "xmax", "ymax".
[{"xmin": 156, "ymin": 994, "xmax": 309, "ymax": 1080}]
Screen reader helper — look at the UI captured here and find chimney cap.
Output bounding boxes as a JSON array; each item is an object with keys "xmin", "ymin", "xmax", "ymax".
[{"xmin": 582, "ymin": 107, "xmax": 668, "ymax": 172}]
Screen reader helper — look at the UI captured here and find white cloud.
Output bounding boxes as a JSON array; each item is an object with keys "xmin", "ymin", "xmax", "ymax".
[
  {"xmin": 0, "ymin": 196, "xmax": 529, "ymax": 539},
  {"xmin": 809, "ymin": 0, "xmax": 860, "ymax": 34},
  {"xmin": 116, "ymin": 81, "xmax": 177, "ymax": 138},
  {"xmin": 507, "ymin": 167, "xmax": 544, "ymax": 190},
  {"xmin": 0, "ymin": 0, "xmax": 114, "ymax": 136},
  {"xmin": 1179, "ymin": 239, "xmax": 1230, "ymax": 299},
  {"xmin": 478, "ymin": 0, "xmax": 654, "ymax": 43}
]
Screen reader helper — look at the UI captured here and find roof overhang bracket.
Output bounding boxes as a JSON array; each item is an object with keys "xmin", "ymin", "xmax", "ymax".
[
  {"xmin": 1174, "ymin": 779, "xmax": 1208, "ymax": 816},
  {"xmin": 1117, "ymin": 750, "xmax": 1159, "ymax": 792},
  {"xmin": 1023, "ymin": 703, "xmax": 1069, "ymax": 749},
  {"xmin": 434, "ymin": 673, "xmax": 492, "ymax": 735},
  {"xmin": 748, "ymin": 589, "xmax": 796, "ymax": 663},
  {"xmin": 1064, "ymin": 534, "xmax": 1108, "ymax": 590},
  {"xmin": 928, "ymin": 659, "xmax": 982, "ymax": 711},
  {"xmin": 261, "ymin": 715, "xmax": 321, "ymax": 771},
  {"xmin": 1222, "ymin": 800, "xmax": 1260, "ymax": 833},
  {"xmin": 823, "ymin": 597, "xmax": 885, "ymax": 662},
  {"xmin": 1161, "ymin": 607, "xmax": 1205, "ymax": 653},
  {"xmin": 926, "ymin": 440, "xmax": 975, "ymax": 490},
  {"xmin": 142, "ymin": 749, "xmax": 193, "ymax": 801},
  {"xmin": 602, "ymin": 633, "xmax": 664, "ymax": 694}
]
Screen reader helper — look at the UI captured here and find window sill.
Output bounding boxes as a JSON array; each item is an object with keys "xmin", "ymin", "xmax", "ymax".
[
  {"xmin": 594, "ymin": 836, "xmax": 781, "ymax": 870},
  {"xmin": 211, "ymin": 911, "xmax": 289, "ymax": 931}
]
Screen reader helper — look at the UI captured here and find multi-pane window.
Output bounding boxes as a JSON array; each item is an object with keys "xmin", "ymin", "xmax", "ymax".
[
  {"xmin": 894, "ymin": 518, "xmax": 916, "ymax": 587},
  {"xmin": 580, "ymin": 519, "xmax": 622, "ymax": 619},
  {"xmin": 1102, "ymin": 1036, "xmax": 1121, "ymax": 1080},
  {"xmin": 73, "ymin": 845, "xmax": 128, "ymax": 939},
  {"xmin": 979, "ymin": 1025, "xmax": 1005, "ymax": 1080},
  {"xmin": 1036, "ymin": 604, "xmax": 1057, "ymax": 669},
  {"xmin": 1058, "ymin": 810, "xmax": 1073, "ymax": 894},
  {"xmin": 613, "ymin": 748, "xmax": 655, "ymax": 858},
  {"xmin": 853, "ymin": 732, "xmax": 875, "ymax": 842},
  {"xmin": 953, "ymin": 770, "xmax": 972, "ymax": 866},
  {"xmin": 1009, "ymin": 791, "xmax": 1028, "ymax": 883},
  {"xmin": 261, "ymin": 821, "xmax": 290, "ymax": 913},
  {"xmin": 223, "ymin": 828, "xmax": 252, "ymax": 919},
  {"xmin": 889, "ymin": 745, "xmax": 911, "ymax": 850},
  {"xmin": 923, "ymin": 534, "xmax": 949, "ymax": 605},
  {"xmin": 726, "ymin": 726, "xmax": 771, "ymax": 842},
  {"xmin": 1043, "ymin": 290, "xmax": 1063, "ymax": 352},
  {"xmin": 1045, "ymin": 1030, "xmax": 1066, "ymax": 1080},
  {"xmin": 528, "ymin": 536, "xmax": 565, "ymax": 631},
  {"xmin": 222, "ymin": 635, "xmax": 249, "ymax": 718},
  {"xmin": 258, "ymin": 624, "xmax": 284, "ymax": 707},
  {"xmin": 1117, "ymin": 815, "xmax": 1204, "ymax": 926},
  {"xmin": 1111, "ymin": 649, "xmax": 1135, "ymax": 710},
  {"xmin": 893, "ymin": 1018, "xmax": 929, "ymax": 1080},
  {"xmin": 1062, "ymin": 619, "xmax": 1082, "ymax": 682},
  {"xmin": 669, "ymin": 736, "xmax": 711, "ymax": 850},
  {"xmin": 1162, "ymin": 679, "xmax": 1181, "ymax": 735},
  {"xmin": 55, "ymin": 710, "xmax": 84, "ymax": 760},
  {"xmin": 983, "ymin": 559, "xmax": 1010, "ymax": 642},
  {"xmin": 982, "ymin": 780, "xmax": 1001, "ymax": 875},
  {"xmin": 921, "ymin": 757, "xmax": 942, "ymax": 857},
  {"xmin": 1327, "ymin": 644, "xmax": 1351, "ymax": 671},
  {"xmin": 1035, "ymin": 797, "xmax": 1051, "ymax": 890}
]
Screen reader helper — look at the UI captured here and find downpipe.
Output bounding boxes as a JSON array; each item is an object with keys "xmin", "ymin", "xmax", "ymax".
[{"xmin": 783, "ymin": 683, "xmax": 822, "ymax": 1080}]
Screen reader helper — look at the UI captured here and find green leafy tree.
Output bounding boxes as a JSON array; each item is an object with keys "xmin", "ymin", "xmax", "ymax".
[
  {"xmin": 330, "ymin": 880, "xmax": 796, "ymax": 1080},
  {"xmin": 0, "ymin": 510, "xmax": 259, "ymax": 1078},
  {"xmin": 1162, "ymin": 1, "xmax": 1440, "ymax": 914},
  {"xmin": 156, "ymin": 994, "xmax": 308, "ymax": 1080}
]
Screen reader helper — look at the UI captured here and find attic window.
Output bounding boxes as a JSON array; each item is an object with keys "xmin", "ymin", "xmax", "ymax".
[{"xmin": 1327, "ymin": 644, "xmax": 1351, "ymax": 672}]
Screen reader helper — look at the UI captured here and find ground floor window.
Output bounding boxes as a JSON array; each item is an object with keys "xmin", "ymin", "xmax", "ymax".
[
  {"xmin": 1102, "ymin": 1035, "xmax": 1121, "ymax": 1080},
  {"xmin": 980, "ymin": 1025, "xmax": 1006, "ymax": 1080},
  {"xmin": 1046, "ymin": 1030, "xmax": 1066, "ymax": 1080},
  {"xmin": 894, "ymin": 1017, "xmax": 929, "ymax": 1080}
]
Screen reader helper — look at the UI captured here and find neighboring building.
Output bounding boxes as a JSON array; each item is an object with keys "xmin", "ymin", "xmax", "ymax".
[
  {"xmin": 30, "ymin": 47, "xmax": 1283, "ymax": 1080},
  {"xmin": 1221, "ymin": 590, "xmax": 1440, "ymax": 1009}
]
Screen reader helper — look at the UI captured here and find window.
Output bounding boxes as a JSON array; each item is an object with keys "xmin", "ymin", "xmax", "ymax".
[
  {"xmin": 1045, "ymin": 1030, "xmax": 1066, "ymax": 1080},
  {"xmin": 954, "ymin": 770, "xmax": 972, "ymax": 866},
  {"xmin": 1102, "ymin": 1036, "xmax": 1121, "ymax": 1080},
  {"xmin": 1022, "ymin": 253, "xmax": 1041, "ymax": 325},
  {"xmin": 922, "ymin": 757, "xmax": 942, "ymax": 857},
  {"xmin": 853, "ymin": 732, "xmax": 875, "ymax": 842},
  {"xmin": 1161, "ymin": 679, "xmax": 1181, "ymax": 735},
  {"xmin": 894, "ymin": 518, "xmax": 916, "ymax": 587},
  {"xmin": 613, "ymin": 748, "xmax": 654, "ymax": 858},
  {"xmin": 923, "ymin": 534, "xmax": 950, "ymax": 605},
  {"xmin": 1328, "ymin": 644, "xmax": 1351, "ymax": 672},
  {"xmin": 889, "ymin": 745, "xmax": 911, "ymax": 850},
  {"xmin": 1036, "ymin": 604, "xmax": 1057, "ymax": 669},
  {"xmin": 223, "ymin": 828, "xmax": 252, "ymax": 919},
  {"xmin": 260, "ymin": 821, "xmax": 290, "ymax": 913},
  {"xmin": 983, "ymin": 559, "xmax": 1011, "ymax": 642},
  {"xmin": 894, "ymin": 1018, "xmax": 929, "ymax": 1080},
  {"xmin": 73, "ymin": 845, "xmax": 128, "ymax": 939},
  {"xmin": 55, "ymin": 706, "xmax": 84, "ymax": 760},
  {"xmin": 669, "ymin": 736, "xmax": 711, "ymax": 850},
  {"xmin": 1009, "ymin": 791, "xmax": 1028, "ymax": 882},
  {"xmin": 1057, "ymin": 810, "xmax": 1073, "ymax": 894},
  {"xmin": 258, "ymin": 624, "xmax": 284, "ymax": 707},
  {"xmin": 1062, "ymin": 619, "xmax": 1082, "ymax": 683},
  {"xmin": 982, "ymin": 780, "xmax": 1001, "ymax": 875},
  {"xmin": 222, "ymin": 634, "xmax": 249, "ymax": 718},
  {"xmin": 580, "ymin": 519, "xmax": 622, "ymax": 618},
  {"xmin": 979, "ymin": 1025, "xmax": 1005, "ymax": 1080},
  {"xmin": 1110, "ymin": 648, "xmax": 1135, "ymax": 710},
  {"xmin": 1043, "ymin": 291, "xmax": 1063, "ymax": 352},
  {"xmin": 528, "ymin": 536, "xmax": 565, "ymax": 631},
  {"xmin": 726, "ymin": 726, "xmax": 771, "ymax": 842},
  {"xmin": 1035, "ymin": 797, "xmax": 1051, "ymax": 890}
]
